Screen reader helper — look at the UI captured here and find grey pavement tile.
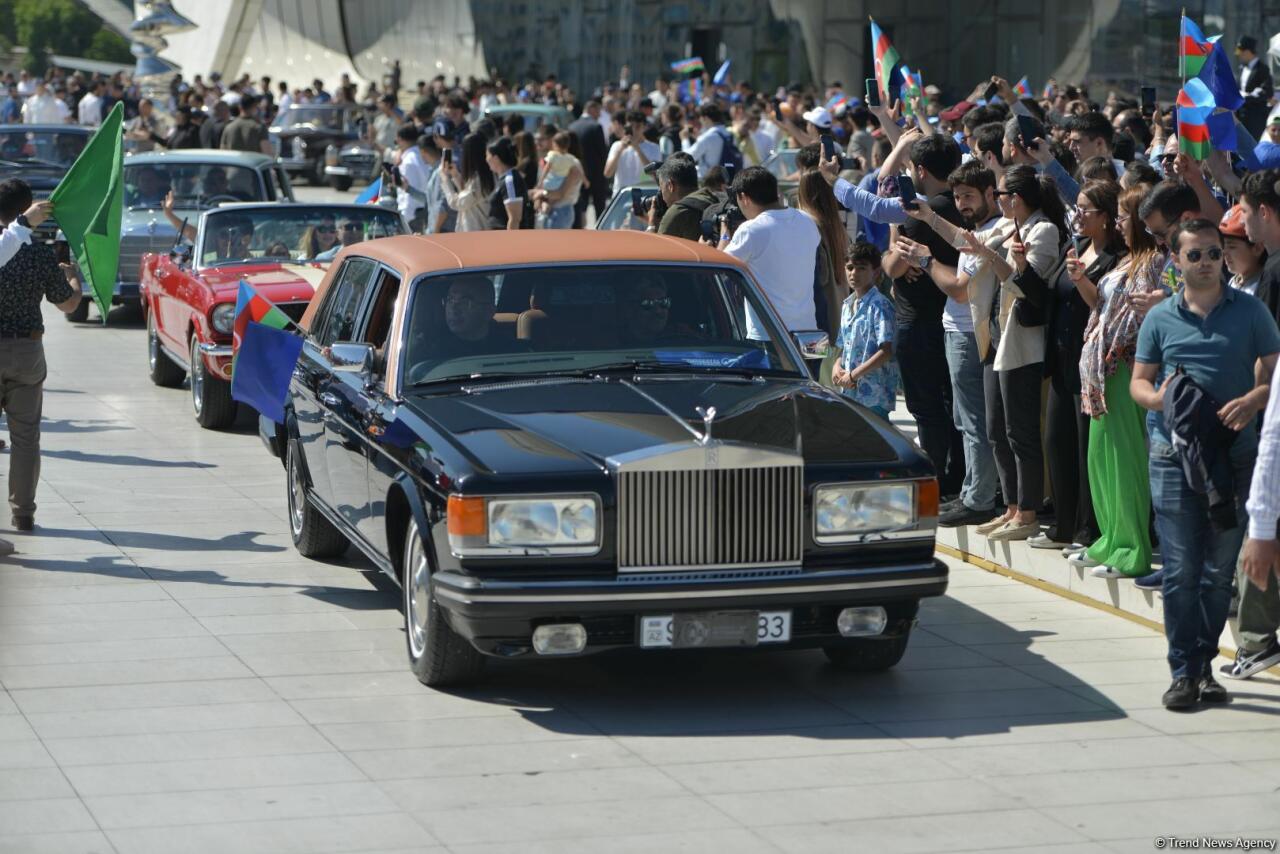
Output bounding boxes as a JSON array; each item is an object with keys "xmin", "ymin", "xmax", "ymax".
[
  {"xmin": 0, "ymin": 766, "xmax": 77, "ymax": 801},
  {"xmin": 660, "ymin": 748, "xmax": 963, "ymax": 795},
  {"xmin": 893, "ymin": 642, "xmax": 1005, "ymax": 671},
  {"xmin": 377, "ymin": 765, "xmax": 686, "ymax": 813},
  {"xmin": 239, "ymin": 649, "xmax": 406, "ymax": 678},
  {"xmin": 1062, "ymin": 680, "xmax": 1280, "ymax": 715},
  {"xmin": 925, "ymin": 734, "xmax": 1223, "ymax": 778},
  {"xmin": 943, "ymin": 584, "xmax": 1068, "ymax": 605},
  {"xmin": 0, "ymin": 739, "xmax": 56, "ymax": 769},
  {"xmin": 806, "ymin": 664, "xmax": 1054, "ymax": 700},
  {"xmin": 105, "ymin": 813, "xmax": 440, "ymax": 854},
  {"xmin": 347, "ymin": 737, "xmax": 642, "ymax": 781},
  {"xmin": 970, "ymin": 636, "xmax": 1170, "ymax": 665},
  {"xmin": 0, "ymin": 561, "xmax": 150, "ymax": 588},
  {"xmin": 829, "ymin": 685, "xmax": 1113, "ymax": 723},
  {"xmin": 611, "ymin": 723, "xmax": 907, "ymax": 765},
  {"xmin": 216, "ymin": 628, "xmax": 402, "ymax": 657},
  {"xmin": 413, "ymin": 795, "xmax": 740, "ymax": 846},
  {"xmin": 288, "ymin": 692, "xmax": 543, "ymax": 726},
  {"xmin": 179, "ymin": 591, "xmax": 393, "ymax": 618},
  {"xmin": 0, "ymin": 831, "xmax": 116, "ymax": 854},
  {"xmin": 0, "ymin": 797, "xmax": 100, "ymax": 835},
  {"xmin": 1181, "ymin": 728, "xmax": 1280, "ymax": 762},
  {"xmin": 1014, "ymin": 658, "xmax": 1187, "ymax": 688},
  {"xmin": 448, "ymin": 829, "xmax": 782, "ymax": 854},
  {"xmin": 0, "ymin": 636, "xmax": 230, "ymax": 667},
  {"xmin": 155, "ymin": 575, "xmax": 382, "ymax": 601},
  {"xmin": 84, "ymin": 780, "xmax": 400, "ymax": 829},
  {"xmin": 926, "ymin": 616, "xmax": 1160, "ymax": 646},
  {"xmin": 0, "ymin": 656, "xmax": 255, "ymax": 689},
  {"xmin": 0, "ymin": 581, "xmax": 165, "ymax": 607},
  {"xmin": 984, "ymin": 760, "xmax": 1273, "ymax": 808},
  {"xmin": 64, "ymin": 752, "xmax": 368, "ymax": 797},
  {"xmin": 1039, "ymin": 793, "xmax": 1280, "ymax": 841},
  {"xmin": 0, "ymin": 691, "xmax": 16, "ymax": 715},
  {"xmin": 262, "ymin": 670, "xmax": 442, "ymax": 701},
  {"xmin": 10, "ymin": 677, "xmax": 278, "ymax": 714},
  {"xmin": 316, "ymin": 709, "xmax": 596, "ymax": 751},
  {"xmin": 196, "ymin": 613, "xmax": 374, "ymax": 636},
  {"xmin": 876, "ymin": 712, "xmax": 1159, "ymax": 749},
  {"xmin": 0, "ymin": 715, "xmax": 36, "ymax": 741},
  {"xmin": 755, "ymin": 808, "xmax": 1088, "ymax": 853},
  {"xmin": 0, "ymin": 617, "xmax": 211, "ymax": 646},
  {"xmin": 24, "ymin": 700, "xmax": 308, "ymax": 739},
  {"xmin": 44, "ymin": 724, "xmax": 335, "ymax": 767}
]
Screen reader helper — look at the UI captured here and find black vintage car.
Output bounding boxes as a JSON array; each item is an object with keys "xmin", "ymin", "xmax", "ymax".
[
  {"xmin": 270, "ymin": 104, "xmax": 373, "ymax": 189},
  {"xmin": 0, "ymin": 124, "xmax": 92, "ymax": 243},
  {"xmin": 261, "ymin": 232, "xmax": 944, "ymax": 686}
]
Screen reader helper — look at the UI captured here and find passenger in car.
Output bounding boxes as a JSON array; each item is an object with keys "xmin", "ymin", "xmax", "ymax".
[
  {"xmin": 298, "ymin": 218, "xmax": 339, "ymax": 260},
  {"xmin": 618, "ymin": 278, "xmax": 672, "ymax": 346},
  {"xmin": 420, "ymin": 276, "xmax": 530, "ymax": 360},
  {"xmin": 315, "ymin": 218, "xmax": 365, "ymax": 262}
]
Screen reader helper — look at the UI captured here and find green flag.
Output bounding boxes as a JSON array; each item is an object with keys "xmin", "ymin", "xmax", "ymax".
[{"xmin": 49, "ymin": 102, "xmax": 124, "ymax": 322}]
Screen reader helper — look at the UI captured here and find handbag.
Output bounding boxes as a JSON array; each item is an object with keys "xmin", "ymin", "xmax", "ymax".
[{"xmin": 1012, "ymin": 243, "xmax": 1067, "ymax": 328}]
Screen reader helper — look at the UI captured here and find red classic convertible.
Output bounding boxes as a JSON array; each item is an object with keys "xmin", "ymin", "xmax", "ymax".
[{"xmin": 140, "ymin": 202, "xmax": 408, "ymax": 428}]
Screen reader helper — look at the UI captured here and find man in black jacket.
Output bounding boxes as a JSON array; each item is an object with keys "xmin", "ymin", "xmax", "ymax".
[
  {"xmin": 1236, "ymin": 36, "xmax": 1275, "ymax": 139},
  {"xmin": 569, "ymin": 101, "xmax": 609, "ymax": 227}
]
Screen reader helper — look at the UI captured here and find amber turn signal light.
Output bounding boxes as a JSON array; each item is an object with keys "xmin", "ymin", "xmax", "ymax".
[
  {"xmin": 447, "ymin": 495, "xmax": 486, "ymax": 536},
  {"xmin": 916, "ymin": 478, "xmax": 940, "ymax": 518}
]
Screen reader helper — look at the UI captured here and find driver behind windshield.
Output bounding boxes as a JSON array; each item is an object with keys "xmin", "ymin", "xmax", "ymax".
[
  {"xmin": 314, "ymin": 218, "xmax": 364, "ymax": 262},
  {"xmin": 202, "ymin": 167, "xmax": 230, "ymax": 199},
  {"xmin": 618, "ymin": 277, "xmax": 671, "ymax": 346},
  {"xmin": 127, "ymin": 167, "xmax": 169, "ymax": 208},
  {"xmin": 202, "ymin": 216, "xmax": 255, "ymax": 263},
  {"xmin": 411, "ymin": 276, "xmax": 527, "ymax": 363},
  {"xmin": 298, "ymin": 217, "xmax": 339, "ymax": 259}
]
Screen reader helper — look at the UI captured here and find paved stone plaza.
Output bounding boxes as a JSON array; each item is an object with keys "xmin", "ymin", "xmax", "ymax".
[{"xmin": 1, "ymin": 295, "xmax": 1279, "ymax": 854}]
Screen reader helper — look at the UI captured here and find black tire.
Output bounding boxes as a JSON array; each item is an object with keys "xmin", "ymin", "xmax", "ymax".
[
  {"xmin": 823, "ymin": 631, "xmax": 911, "ymax": 672},
  {"xmin": 329, "ymin": 176, "xmax": 352, "ymax": 192},
  {"xmin": 286, "ymin": 436, "xmax": 349, "ymax": 558},
  {"xmin": 65, "ymin": 298, "xmax": 90, "ymax": 323},
  {"xmin": 403, "ymin": 518, "xmax": 485, "ymax": 686},
  {"xmin": 190, "ymin": 336, "xmax": 236, "ymax": 429},
  {"xmin": 147, "ymin": 311, "xmax": 186, "ymax": 387},
  {"xmin": 309, "ymin": 160, "xmax": 325, "ymax": 186}
]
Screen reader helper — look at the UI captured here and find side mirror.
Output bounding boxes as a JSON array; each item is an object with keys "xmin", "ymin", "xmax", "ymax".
[
  {"xmin": 792, "ymin": 330, "xmax": 830, "ymax": 361},
  {"xmin": 330, "ymin": 341, "xmax": 376, "ymax": 377},
  {"xmin": 169, "ymin": 242, "xmax": 193, "ymax": 266}
]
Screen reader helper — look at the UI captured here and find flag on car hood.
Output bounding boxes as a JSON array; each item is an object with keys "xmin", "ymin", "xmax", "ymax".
[
  {"xmin": 49, "ymin": 102, "xmax": 123, "ymax": 322},
  {"xmin": 232, "ymin": 278, "xmax": 292, "ymax": 365},
  {"xmin": 355, "ymin": 176, "xmax": 382, "ymax": 205},
  {"xmin": 230, "ymin": 321, "xmax": 303, "ymax": 424}
]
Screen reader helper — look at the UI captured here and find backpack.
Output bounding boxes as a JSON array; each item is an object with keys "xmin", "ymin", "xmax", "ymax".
[{"xmin": 714, "ymin": 128, "xmax": 745, "ymax": 173}]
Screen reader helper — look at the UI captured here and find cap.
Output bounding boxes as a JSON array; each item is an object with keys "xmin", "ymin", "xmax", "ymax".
[
  {"xmin": 1237, "ymin": 35, "xmax": 1259, "ymax": 52},
  {"xmin": 802, "ymin": 106, "xmax": 832, "ymax": 128},
  {"xmin": 938, "ymin": 100, "xmax": 974, "ymax": 122},
  {"xmin": 1220, "ymin": 205, "xmax": 1251, "ymax": 241},
  {"xmin": 431, "ymin": 118, "xmax": 456, "ymax": 138},
  {"xmin": 924, "ymin": 84, "xmax": 942, "ymax": 96}
]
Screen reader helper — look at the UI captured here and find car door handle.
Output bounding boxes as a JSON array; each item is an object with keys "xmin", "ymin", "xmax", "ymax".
[{"xmin": 319, "ymin": 391, "xmax": 342, "ymax": 407}]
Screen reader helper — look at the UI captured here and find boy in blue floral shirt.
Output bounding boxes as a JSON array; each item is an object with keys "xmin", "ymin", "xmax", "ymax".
[{"xmin": 833, "ymin": 242, "xmax": 898, "ymax": 419}]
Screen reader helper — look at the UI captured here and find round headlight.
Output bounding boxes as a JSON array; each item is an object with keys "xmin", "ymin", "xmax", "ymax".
[{"xmin": 210, "ymin": 303, "xmax": 236, "ymax": 335}]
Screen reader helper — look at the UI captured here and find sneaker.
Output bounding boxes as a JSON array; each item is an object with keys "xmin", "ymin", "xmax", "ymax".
[
  {"xmin": 1028, "ymin": 533, "xmax": 1068, "ymax": 549},
  {"xmin": 938, "ymin": 504, "xmax": 998, "ymax": 528},
  {"xmin": 1161, "ymin": 677, "xmax": 1198, "ymax": 711},
  {"xmin": 1134, "ymin": 570, "xmax": 1165, "ymax": 591},
  {"xmin": 1090, "ymin": 565, "xmax": 1125, "ymax": 579},
  {"xmin": 987, "ymin": 520, "xmax": 1039, "ymax": 541},
  {"xmin": 1198, "ymin": 671, "xmax": 1230, "ymax": 703},
  {"xmin": 1219, "ymin": 638, "xmax": 1280, "ymax": 680},
  {"xmin": 10, "ymin": 516, "xmax": 32, "ymax": 532},
  {"xmin": 1061, "ymin": 544, "xmax": 1087, "ymax": 558},
  {"xmin": 939, "ymin": 497, "xmax": 966, "ymax": 513},
  {"xmin": 1067, "ymin": 551, "xmax": 1100, "ymax": 569},
  {"xmin": 975, "ymin": 516, "xmax": 1011, "ymax": 536}
]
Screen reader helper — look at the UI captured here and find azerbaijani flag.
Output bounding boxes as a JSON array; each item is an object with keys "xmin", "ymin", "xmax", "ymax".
[
  {"xmin": 900, "ymin": 66, "xmax": 922, "ymax": 117},
  {"xmin": 712, "ymin": 59, "xmax": 732, "ymax": 86},
  {"xmin": 1176, "ymin": 78, "xmax": 1215, "ymax": 160},
  {"xmin": 232, "ymin": 279, "xmax": 293, "ymax": 367},
  {"xmin": 1180, "ymin": 15, "xmax": 1213, "ymax": 78},
  {"xmin": 870, "ymin": 18, "xmax": 903, "ymax": 103},
  {"xmin": 677, "ymin": 78, "xmax": 703, "ymax": 104},
  {"xmin": 355, "ymin": 176, "xmax": 381, "ymax": 205},
  {"xmin": 1043, "ymin": 81, "xmax": 1057, "ymax": 99},
  {"xmin": 825, "ymin": 92, "xmax": 850, "ymax": 113},
  {"xmin": 1013, "ymin": 76, "xmax": 1032, "ymax": 98},
  {"xmin": 670, "ymin": 57, "xmax": 705, "ymax": 76}
]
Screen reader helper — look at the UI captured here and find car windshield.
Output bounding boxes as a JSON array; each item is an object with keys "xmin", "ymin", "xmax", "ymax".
[
  {"xmin": 597, "ymin": 186, "xmax": 658, "ymax": 232},
  {"xmin": 199, "ymin": 206, "xmax": 405, "ymax": 267},
  {"xmin": 402, "ymin": 265, "xmax": 803, "ymax": 385},
  {"xmin": 281, "ymin": 107, "xmax": 352, "ymax": 131},
  {"xmin": 0, "ymin": 130, "xmax": 88, "ymax": 168},
  {"xmin": 124, "ymin": 163, "xmax": 264, "ymax": 211}
]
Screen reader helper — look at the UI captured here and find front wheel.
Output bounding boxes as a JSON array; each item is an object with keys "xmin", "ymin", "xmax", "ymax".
[
  {"xmin": 190, "ymin": 336, "xmax": 236, "ymax": 429},
  {"xmin": 328, "ymin": 176, "xmax": 352, "ymax": 192},
  {"xmin": 404, "ymin": 518, "xmax": 485, "ymax": 686},
  {"xmin": 286, "ymin": 436, "xmax": 348, "ymax": 558},
  {"xmin": 148, "ymin": 311, "xmax": 185, "ymax": 387},
  {"xmin": 823, "ymin": 631, "xmax": 911, "ymax": 672}
]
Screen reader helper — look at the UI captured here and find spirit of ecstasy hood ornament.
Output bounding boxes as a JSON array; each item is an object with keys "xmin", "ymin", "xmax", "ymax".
[{"xmin": 695, "ymin": 405, "xmax": 717, "ymax": 444}]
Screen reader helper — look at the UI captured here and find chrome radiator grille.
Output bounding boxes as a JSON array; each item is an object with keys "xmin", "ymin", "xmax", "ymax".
[
  {"xmin": 617, "ymin": 466, "xmax": 803, "ymax": 571},
  {"xmin": 119, "ymin": 235, "xmax": 173, "ymax": 286}
]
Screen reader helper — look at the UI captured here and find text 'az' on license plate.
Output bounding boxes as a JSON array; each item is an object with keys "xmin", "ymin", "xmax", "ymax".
[{"xmin": 639, "ymin": 610, "xmax": 791, "ymax": 649}]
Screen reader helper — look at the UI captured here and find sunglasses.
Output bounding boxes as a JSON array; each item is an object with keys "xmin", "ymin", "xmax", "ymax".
[
  {"xmin": 994, "ymin": 190, "xmax": 1015, "ymax": 197},
  {"xmin": 316, "ymin": 225, "xmax": 336, "ymax": 233},
  {"xmin": 1184, "ymin": 247, "xmax": 1223, "ymax": 262},
  {"xmin": 638, "ymin": 297, "xmax": 671, "ymax": 311},
  {"xmin": 340, "ymin": 223, "xmax": 361, "ymax": 232}
]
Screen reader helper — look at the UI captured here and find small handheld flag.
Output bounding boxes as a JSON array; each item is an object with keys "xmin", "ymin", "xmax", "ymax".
[
  {"xmin": 230, "ymin": 322, "xmax": 304, "ymax": 424},
  {"xmin": 869, "ymin": 18, "xmax": 903, "ymax": 104},
  {"xmin": 232, "ymin": 279, "xmax": 294, "ymax": 365},
  {"xmin": 677, "ymin": 78, "xmax": 703, "ymax": 104},
  {"xmin": 670, "ymin": 57, "xmax": 705, "ymax": 76},
  {"xmin": 712, "ymin": 59, "xmax": 731, "ymax": 86},
  {"xmin": 1197, "ymin": 41, "xmax": 1245, "ymax": 111},
  {"xmin": 1013, "ymin": 76, "xmax": 1031, "ymax": 98},
  {"xmin": 825, "ymin": 93, "xmax": 850, "ymax": 113},
  {"xmin": 1180, "ymin": 15, "xmax": 1213, "ymax": 79},
  {"xmin": 355, "ymin": 176, "xmax": 382, "ymax": 205},
  {"xmin": 1176, "ymin": 78, "xmax": 1215, "ymax": 160}
]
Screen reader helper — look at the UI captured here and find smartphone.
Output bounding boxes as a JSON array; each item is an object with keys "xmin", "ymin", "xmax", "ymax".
[
  {"xmin": 53, "ymin": 239, "xmax": 70, "ymax": 264},
  {"xmin": 1016, "ymin": 114, "xmax": 1039, "ymax": 150},
  {"xmin": 442, "ymin": 148, "xmax": 453, "ymax": 167},
  {"xmin": 1071, "ymin": 233, "xmax": 1089, "ymax": 256},
  {"xmin": 983, "ymin": 81, "xmax": 999, "ymax": 102},
  {"xmin": 630, "ymin": 187, "xmax": 646, "ymax": 217},
  {"xmin": 897, "ymin": 174, "xmax": 918, "ymax": 211},
  {"xmin": 864, "ymin": 78, "xmax": 880, "ymax": 108},
  {"xmin": 771, "ymin": 99, "xmax": 784, "ymax": 122},
  {"xmin": 721, "ymin": 162, "xmax": 736, "ymax": 185},
  {"xmin": 1140, "ymin": 86, "xmax": 1156, "ymax": 118},
  {"xmin": 840, "ymin": 155, "xmax": 860, "ymax": 170},
  {"xmin": 820, "ymin": 133, "xmax": 835, "ymax": 162}
]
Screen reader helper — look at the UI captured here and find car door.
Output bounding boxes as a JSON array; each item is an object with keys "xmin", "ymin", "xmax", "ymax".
[
  {"xmin": 151, "ymin": 252, "xmax": 188, "ymax": 358},
  {"xmin": 355, "ymin": 267, "xmax": 403, "ymax": 557},
  {"xmin": 295, "ymin": 256, "xmax": 378, "ymax": 512}
]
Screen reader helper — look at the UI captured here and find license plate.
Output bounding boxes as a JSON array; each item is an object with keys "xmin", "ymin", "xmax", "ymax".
[{"xmin": 639, "ymin": 610, "xmax": 792, "ymax": 649}]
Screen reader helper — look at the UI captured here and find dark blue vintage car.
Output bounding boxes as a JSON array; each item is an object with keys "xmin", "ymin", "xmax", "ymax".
[{"xmin": 262, "ymin": 231, "xmax": 944, "ymax": 685}]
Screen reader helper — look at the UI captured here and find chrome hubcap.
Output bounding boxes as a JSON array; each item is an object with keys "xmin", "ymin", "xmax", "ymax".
[
  {"xmin": 406, "ymin": 527, "xmax": 429, "ymax": 658},
  {"xmin": 287, "ymin": 446, "xmax": 304, "ymax": 537},
  {"xmin": 190, "ymin": 341, "xmax": 204, "ymax": 414}
]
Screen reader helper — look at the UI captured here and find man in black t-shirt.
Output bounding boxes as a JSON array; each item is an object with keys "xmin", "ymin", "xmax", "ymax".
[
  {"xmin": 881, "ymin": 133, "xmax": 966, "ymax": 496},
  {"xmin": 484, "ymin": 137, "xmax": 535, "ymax": 230}
]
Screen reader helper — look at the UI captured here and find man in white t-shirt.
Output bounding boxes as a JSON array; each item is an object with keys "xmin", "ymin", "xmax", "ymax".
[
  {"xmin": 719, "ymin": 166, "xmax": 821, "ymax": 340},
  {"xmin": 23, "ymin": 83, "xmax": 65, "ymax": 125},
  {"xmin": 395, "ymin": 124, "xmax": 430, "ymax": 232},
  {"xmin": 604, "ymin": 109, "xmax": 660, "ymax": 199},
  {"xmin": 682, "ymin": 104, "xmax": 728, "ymax": 179},
  {"xmin": 77, "ymin": 80, "xmax": 104, "ymax": 127}
]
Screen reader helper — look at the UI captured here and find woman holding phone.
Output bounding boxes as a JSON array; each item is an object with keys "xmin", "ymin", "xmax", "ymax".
[
  {"xmin": 441, "ymin": 132, "xmax": 495, "ymax": 233},
  {"xmin": 962, "ymin": 165, "xmax": 1068, "ymax": 541}
]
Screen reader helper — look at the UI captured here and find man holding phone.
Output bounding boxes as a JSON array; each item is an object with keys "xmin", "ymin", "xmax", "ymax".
[{"xmin": 605, "ymin": 110, "xmax": 660, "ymax": 197}]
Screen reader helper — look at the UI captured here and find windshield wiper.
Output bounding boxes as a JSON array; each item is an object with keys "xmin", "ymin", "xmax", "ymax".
[
  {"xmin": 590, "ymin": 359, "xmax": 792, "ymax": 379},
  {"xmin": 409, "ymin": 368, "xmax": 604, "ymax": 390}
]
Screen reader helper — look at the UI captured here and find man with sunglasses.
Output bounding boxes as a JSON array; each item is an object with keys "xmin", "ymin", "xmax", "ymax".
[
  {"xmin": 1131, "ymin": 219, "xmax": 1280, "ymax": 710},
  {"xmin": 619, "ymin": 279, "xmax": 671, "ymax": 346},
  {"xmin": 315, "ymin": 219, "xmax": 364, "ymax": 262}
]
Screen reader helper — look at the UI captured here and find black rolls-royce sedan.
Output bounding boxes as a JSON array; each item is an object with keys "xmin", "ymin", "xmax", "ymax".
[{"xmin": 261, "ymin": 231, "xmax": 945, "ymax": 685}]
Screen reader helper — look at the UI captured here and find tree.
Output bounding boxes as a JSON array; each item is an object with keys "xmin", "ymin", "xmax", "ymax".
[{"xmin": 14, "ymin": 0, "xmax": 124, "ymax": 74}]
